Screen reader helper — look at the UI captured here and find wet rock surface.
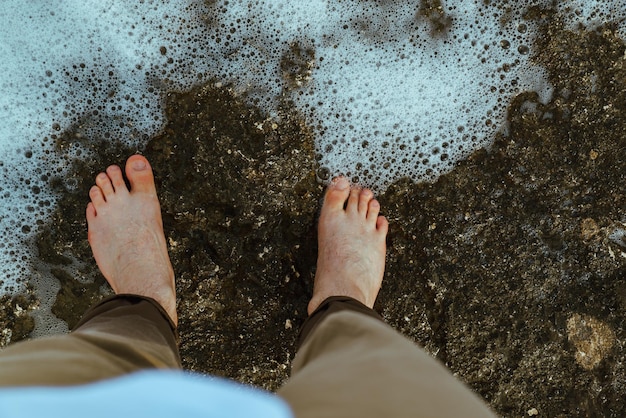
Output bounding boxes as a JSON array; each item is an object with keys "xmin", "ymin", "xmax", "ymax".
[
  {"xmin": 9, "ymin": 10, "xmax": 626, "ymax": 418},
  {"xmin": 0, "ymin": 290, "xmax": 37, "ymax": 348}
]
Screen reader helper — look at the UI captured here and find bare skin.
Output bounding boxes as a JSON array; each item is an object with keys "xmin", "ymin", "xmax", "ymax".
[
  {"xmin": 86, "ymin": 155, "xmax": 177, "ymax": 325},
  {"xmin": 308, "ymin": 177, "xmax": 389, "ymax": 315},
  {"xmin": 85, "ymin": 158, "xmax": 383, "ymax": 324}
]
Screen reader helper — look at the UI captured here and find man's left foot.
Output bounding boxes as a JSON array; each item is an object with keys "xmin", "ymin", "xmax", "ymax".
[{"xmin": 86, "ymin": 155, "xmax": 177, "ymax": 325}]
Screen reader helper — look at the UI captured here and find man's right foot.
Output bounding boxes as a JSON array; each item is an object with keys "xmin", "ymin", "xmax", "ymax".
[{"xmin": 307, "ymin": 177, "xmax": 389, "ymax": 315}]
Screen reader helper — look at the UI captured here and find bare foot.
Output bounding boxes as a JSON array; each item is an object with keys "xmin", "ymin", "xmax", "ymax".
[
  {"xmin": 86, "ymin": 155, "xmax": 177, "ymax": 325},
  {"xmin": 308, "ymin": 177, "xmax": 389, "ymax": 315}
]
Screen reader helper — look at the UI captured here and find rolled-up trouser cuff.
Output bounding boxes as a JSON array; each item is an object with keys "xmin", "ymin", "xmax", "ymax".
[
  {"xmin": 74, "ymin": 293, "xmax": 179, "ymax": 352},
  {"xmin": 0, "ymin": 293, "xmax": 181, "ymax": 386},
  {"xmin": 297, "ymin": 296, "xmax": 384, "ymax": 351}
]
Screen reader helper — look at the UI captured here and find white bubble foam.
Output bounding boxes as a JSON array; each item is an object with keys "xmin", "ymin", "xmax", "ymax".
[
  {"xmin": 558, "ymin": 0, "xmax": 626, "ymax": 38},
  {"xmin": 204, "ymin": 0, "xmax": 556, "ymax": 189}
]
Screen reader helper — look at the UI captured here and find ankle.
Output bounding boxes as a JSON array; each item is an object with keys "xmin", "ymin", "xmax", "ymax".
[{"xmin": 307, "ymin": 287, "xmax": 369, "ymax": 315}]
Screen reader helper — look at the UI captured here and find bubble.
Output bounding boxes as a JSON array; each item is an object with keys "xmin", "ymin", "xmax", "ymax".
[{"xmin": 316, "ymin": 166, "xmax": 331, "ymax": 181}]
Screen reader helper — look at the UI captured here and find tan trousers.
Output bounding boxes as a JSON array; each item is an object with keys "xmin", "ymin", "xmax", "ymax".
[
  {"xmin": 0, "ymin": 295, "xmax": 495, "ymax": 417},
  {"xmin": 279, "ymin": 309, "xmax": 496, "ymax": 417},
  {"xmin": 0, "ymin": 295, "xmax": 180, "ymax": 386}
]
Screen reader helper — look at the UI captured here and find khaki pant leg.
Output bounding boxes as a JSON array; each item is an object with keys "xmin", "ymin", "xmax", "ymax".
[
  {"xmin": 278, "ymin": 311, "xmax": 496, "ymax": 418},
  {"xmin": 0, "ymin": 294, "xmax": 181, "ymax": 386}
]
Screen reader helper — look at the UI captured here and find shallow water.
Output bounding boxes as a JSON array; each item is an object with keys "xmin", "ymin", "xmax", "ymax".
[{"xmin": 1, "ymin": 0, "xmax": 623, "ymax": 297}]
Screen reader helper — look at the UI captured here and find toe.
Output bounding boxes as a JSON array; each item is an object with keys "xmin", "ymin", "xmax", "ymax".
[
  {"xmin": 89, "ymin": 185, "xmax": 106, "ymax": 207},
  {"xmin": 322, "ymin": 177, "xmax": 350, "ymax": 211},
  {"xmin": 95, "ymin": 172, "xmax": 114, "ymax": 199},
  {"xmin": 86, "ymin": 201, "xmax": 97, "ymax": 220},
  {"xmin": 347, "ymin": 187, "xmax": 361, "ymax": 213},
  {"xmin": 366, "ymin": 198, "xmax": 381, "ymax": 223},
  {"xmin": 106, "ymin": 165, "xmax": 128, "ymax": 194},
  {"xmin": 89, "ymin": 186, "xmax": 105, "ymax": 202},
  {"xmin": 125, "ymin": 155, "xmax": 157, "ymax": 195},
  {"xmin": 376, "ymin": 215, "xmax": 389, "ymax": 235},
  {"xmin": 358, "ymin": 189, "xmax": 374, "ymax": 215}
]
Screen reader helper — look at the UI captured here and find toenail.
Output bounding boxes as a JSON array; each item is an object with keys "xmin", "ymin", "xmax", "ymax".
[
  {"xmin": 98, "ymin": 173, "xmax": 108, "ymax": 180},
  {"xmin": 132, "ymin": 159, "xmax": 147, "ymax": 170},
  {"xmin": 333, "ymin": 177, "xmax": 349, "ymax": 189}
]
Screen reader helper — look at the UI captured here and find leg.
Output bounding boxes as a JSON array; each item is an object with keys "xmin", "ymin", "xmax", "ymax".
[
  {"xmin": 0, "ymin": 155, "xmax": 180, "ymax": 386},
  {"xmin": 278, "ymin": 178, "xmax": 496, "ymax": 418}
]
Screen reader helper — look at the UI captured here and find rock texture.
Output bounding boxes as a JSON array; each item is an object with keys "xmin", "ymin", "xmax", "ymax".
[{"xmin": 9, "ymin": 8, "xmax": 626, "ymax": 418}]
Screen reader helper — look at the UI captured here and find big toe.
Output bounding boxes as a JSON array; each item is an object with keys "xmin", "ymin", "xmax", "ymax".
[
  {"xmin": 125, "ymin": 155, "xmax": 156, "ymax": 195},
  {"xmin": 322, "ymin": 177, "xmax": 350, "ymax": 211}
]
